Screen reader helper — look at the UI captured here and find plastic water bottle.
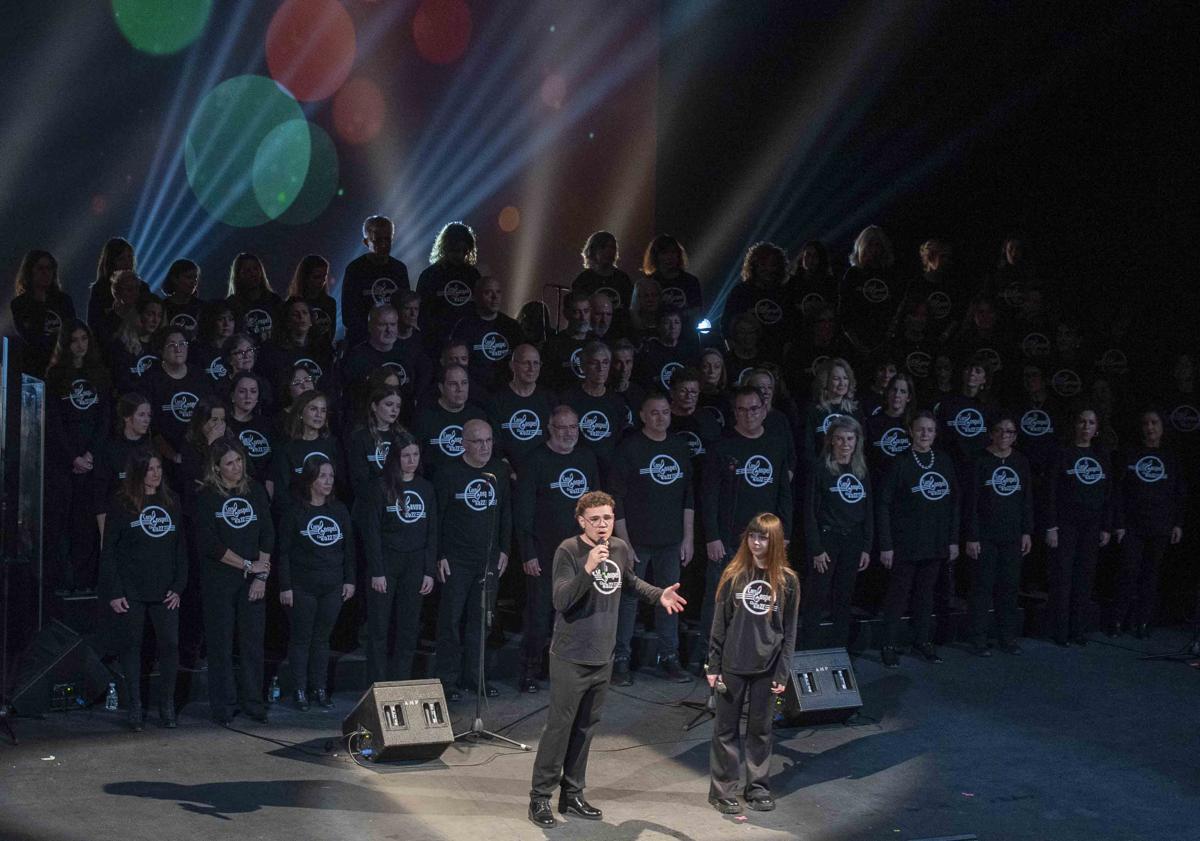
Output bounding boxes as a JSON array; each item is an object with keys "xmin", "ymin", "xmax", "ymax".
[
  {"xmin": 105, "ymin": 682, "xmax": 118, "ymax": 712},
  {"xmin": 269, "ymin": 676, "xmax": 280, "ymax": 704}
]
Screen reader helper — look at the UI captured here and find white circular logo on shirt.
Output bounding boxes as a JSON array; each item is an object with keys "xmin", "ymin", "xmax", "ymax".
[
  {"xmin": 987, "ymin": 466, "xmax": 1021, "ymax": 496},
  {"xmin": 391, "ymin": 490, "xmax": 427, "ymax": 524},
  {"xmin": 457, "ymin": 478, "xmax": 495, "ymax": 511},
  {"xmin": 1021, "ymin": 332, "xmax": 1051, "ymax": 358},
  {"xmin": 642, "ymin": 454, "xmax": 683, "ymax": 486},
  {"xmin": 907, "ymin": 350, "xmax": 931, "ymax": 378},
  {"xmin": 303, "ymin": 515, "xmax": 343, "ymax": 546},
  {"xmin": 1069, "ymin": 457, "xmax": 1104, "ymax": 485},
  {"xmin": 370, "ymin": 441, "xmax": 391, "ymax": 467},
  {"xmin": 737, "ymin": 580, "xmax": 774, "ymax": 616},
  {"xmin": 927, "ymin": 291, "xmax": 952, "ymax": 320},
  {"xmin": 703, "ymin": 404, "xmax": 725, "ymax": 428},
  {"xmin": 1051, "ymin": 369, "xmax": 1082, "ymax": 398},
  {"xmin": 295, "ymin": 357, "xmax": 324, "ymax": 381},
  {"xmin": 431, "ymin": 425, "xmax": 464, "ymax": 456},
  {"xmin": 311, "ymin": 308, "xmax": 332, "ymax": 329},
  {"xmin": 569, "ymin": 348, "xmax": 585, "ymax": 379},
  {"xmin": 552, "ymin": 468, "xmax": 589, "ymax": 499},
  {"xmin": 832, "ymin": 473, "xmax": 865, "ymax": 503},
  {"xmin": 294, "ymin": 450, "xmax": 331, "ymax": 473},
  {"xmin": 737, "ymin": 455, "xmax": 774, "ymax": 488},
  {"xmin": 676, "ymin": 430, "xmax": 704, "ymax": 458},
  {"xmin": 1134, "ymin": 456, "xmax": 1165, "ymax": 483},
  {"xmin": 171, "ymin": 313, "xmax": 197, "ymax": 333},
  {"xmin": 239, "ymin": 429, "xmax": 271, "ymax": 458},
  {"xmin": 444, "ymin": 280, "xmax": 472, "ymax": 307},
  {"xmin": 799, "ymin": 292, "xmax": 825, "ymax": 317},
  {"xmin": 165, "ymin": 391, "xmax": 199, "ymax": 423},
  {"xmin": 877, "ymin": 427, "xmax": 910, "ymax": 456},
  {"xmin": 1001, "ymin": 282, "xmax": 1024, "ymax": 308},
  {"xmin": 1097, "ymin": 349, "xmax": 1128, "ymax": 376},
  {"xmin": 913, "ymin": 471, "xmax": 950, "ymax": 500},
  {"xmin": 591, "ymin": 558, "xmax": 622, "ymax": 595},
  {"xmin": 504, "ymin": 409, "xmax": 542, "ymax": 441},
  {"xmin": 135, "ymin": 505, "xmax": 174, "ymax": 538},
  {"xmin": 820, "ymin": 412, "xmax": 847, "ymax": 434},
  {"xmin": 952, "ymin": 408, "xmax": 985, "ymax": 438},
  {"xmin": 218, "ymin": 497, "xmax": 257, "ymax": 528},
  {"xmin": 370, "ymin": 277, "xmax": 398, "ymax": 306},
  {"xmin": 1170, "ymin": 405, "xmax": 1200, "ymax": 433},
  {"xmin": 863, "ymin": 278, "xmax": 889, "ymax": 303},
  {"xmin": 44, "ymin": 308, "xmax": 62, "ymax": 336},
  {"xmin": 244, "ymin": 309, "xmax": 272, "ymax": 338},
  {"xmin": 660, "ymin": 361, "xmax": 683, "ymax": 389},
  {"xmin": 382, "ymin": 360, "xmax": 410, "ymax": 386},
  {"xmin": 976, "ymin": 348, "xmax": 1002, "ymax": 374},
  {"xmin": 475, "ymin": 332, "xmax": 510, "ymax": 362},
  {"xmin": 132, "ymin": 354, "xmax": 157, "ymax": 376},
  {"xmin": 754, "ymin": 298, "xmax": 783, "ymax": 325},
  {"xmin": 1021, "ymin": 410, "xmax": 1053, "ymax": 437},
  {"xmin": 661, "ymin": 286, "xmax": 687, "ymax": 308},
  {"xmin": 808, "ymin": 355, "xmax": 829, "ymax": 376},
  {"xmin": 206, "ymin": 357, "xmax": 228, "ymax": 380},
  {"xmin": 68, "ymin": 379, "xmax": 98, "ymax": 411},
  {"xmin": 579, "ymin": 410, "xmax": 611, "ymax": 442}
]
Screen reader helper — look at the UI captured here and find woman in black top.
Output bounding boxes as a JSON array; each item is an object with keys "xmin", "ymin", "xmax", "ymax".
[
  {"xmin": 344, "ymin": 385, "xmax": 404, "ymax": 493},
  {"xmin": 222, "ymin": 332, "xmax": 275, "ymax": 417},
  {"xmin": 227, "ymin": 373, "xmax": 273, "ymax": 482},
  {"xmin": 864, "ymin": 372, "xmax": 914, "ymax": 481},
  {"xmin": 225, "ymin": 253, "xmax": 283, "ymax": 344},
  {"xmin": 706, "ymin": 512, "xmax": 798, "ymax": 815},
  {"xmin": 801, "ymin": 357, "xmax": 860, "ymax": 471},
  {"xmin": 162, "ymin": 259, "xmax": 204, "ymax": 338},
  {"xmin": 1112, "ymin": 408, "xmax": 1185, "ymax": 638},
  {"xmin": 285, "ymin": 255, "xmax": 338, "ymax": 345},
  {"xmin": 642, "ymin": 234, "xmax": 703, "ymax": 324},
  {"xmin": 106, "ymin": 291, "xmax": 162, "ymax": 394},
  {"xmin": 194, "ymin": 301, "xmax": 237, "ymax": 384},
  {"xmin": 261, "ymin": 297, "xmax": 334, "ymax": 397},
  {"xmin": 145, "ymin": 326, "xmax": 212, "ymax": 470},
  {"xmin": 86, "ymin": 237, "xmax": 136, "ymax": 332},
  {"xmin": 43, "ymin": 320, "xmax": 110, "ymax": 594},
  {"xmin": 99, "ymin": 450, "xmax": 186, "ymax": 730},
  {"xmin": 877, "ymin": 410, "xmax": 960, "ymax": 667},
  {"xmin": 963, "ymin": 413, "xmax": 1034, "ymax": 656},
  {"xmin": 195, "ymin": 439, "xmax": 274, "ymax": 725},
  {"xmin": 269, "ymin": 390, "xmax": 340, "ymax": 509},
  {"xmin": 353, "ymin": 433, "xmax": 437, "ymax": 682},
  {"xmin": 1045, "ymin": 406, "xmax": 1113, "ymax": 646},
  {"xmin": 179, "ymin": 397, "xmax": 229, "ymax": 506},
  {"xmin": 572, "ymin": 230, "xmax": 634, "ymax": 312},
  {"xmin": 95, "ymin": 393, "xmax": 153, "ymax": 542},
  {"xmin": 10, "ymin": 249, "xmax": 77, "ymax": 376},
  {"xmin": 802, "ymin": 416, "xmax": 873, "ymax": 650},
  {"xmin": 278, "ymin": 456, "xmax": 355, "ymax": 709}
]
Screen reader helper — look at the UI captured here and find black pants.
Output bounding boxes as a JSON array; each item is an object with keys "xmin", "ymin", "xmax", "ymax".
[
  {"xmin": 287, "ymin": 578, "xmax": 343, "ymax": 692},
  {"xmin": 435, "ymin": 561, "xmax": 496, "ymax": 689},
  {"xmin": 801, "ymin": 530, "xmax": 863, "ymax": 649},
  {"xmin": 202, "ymin": 570, "xmax": 266, "ymax": 718},
  {"xmin": 709, "ymin": 670, "xmax": 775, "ymax": 800},
  {"xmin": 882, "ymin": 558, "xmax": 942, "ymax": 648},
  {"xmin": 117, "ymin": 600, "xmax": 179, "ymax": 711},
  {"xmin": 1114, "ymin": 531, "xmax": 1170, "ymax": 628},
  {"xmin": 530, "ymin": 655, "xmax": 611, "ymax": 800},
  {"xmin": 969, "ymin": 537, "xmax": 1023, "ymax": 643},
  {"xmin": 615, "ymin": 544, "xmax": 682, "ymax": 662},
  {"xmin": 366, "ymin": 551, "xmax": 427, "ymax": 683},
  {"xmin": 1048, "ymin": 511, "xmax": 1102, "ymax": 642}
]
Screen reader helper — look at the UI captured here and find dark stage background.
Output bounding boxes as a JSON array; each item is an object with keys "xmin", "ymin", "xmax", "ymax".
[{"xmin": 0, "ymin": 0, "xmax": 1196, "ymax": 335}]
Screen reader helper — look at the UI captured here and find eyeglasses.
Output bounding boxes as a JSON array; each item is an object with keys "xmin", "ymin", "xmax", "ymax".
[
  {"xmin": 165, "ymin": 341, "xmax": 188, "ymax": 350},
  {"xmin": 584, "ymin": 514, "xmax": 614, "ymax": 525},
  {"xmin": 233, "ymin": 347, "xmax": 256, "ymax": 357},
  {"xmin": 291, "ymin": 376, "xmax": 314, "ymax": 387}
]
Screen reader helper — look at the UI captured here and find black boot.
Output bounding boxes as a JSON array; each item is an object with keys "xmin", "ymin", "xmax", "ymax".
[
  {"xmin": 294, "ymin": 689, "xmax": 310, "ymax": 711},
  {"xmin": 314, "ymin": 688, "xmax": 333, "ymax": 709}
]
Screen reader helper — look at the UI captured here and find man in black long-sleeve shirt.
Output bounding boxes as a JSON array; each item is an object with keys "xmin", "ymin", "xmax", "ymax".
[
  {"xmin": 340, "ymin": 216, "xmax": 410, "ymax": 348},
  {"xmin": 527, "ymin": 492, "xmax": 686, "ymax": 828}
]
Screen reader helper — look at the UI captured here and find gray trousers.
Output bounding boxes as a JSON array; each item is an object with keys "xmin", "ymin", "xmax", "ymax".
[
  {"xmin": 709, "ymin": 670, "xmax": 775, "ymax": 800},
  {"xmin": 529, "ymin": 654, "xmax": 612, "ymax": 800}
]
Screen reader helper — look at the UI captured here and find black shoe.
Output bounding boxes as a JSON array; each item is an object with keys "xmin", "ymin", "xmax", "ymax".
[
  {"xmin": 709, "ymin": 796, "xmax": 741, "ymax": 814},
  {"xmin": 612, "ymin": 658, "xmax": 632, "ymax": 687},
  {"xmin": 472, "ymin": 683, "xmax": 499, "ymax": 698},
  {"xmin": 881, "ymin": 646, "xmax": 899, "ymax": 668},
  {"xmin": 967, "ymin": 640, "xmax": 992, "ymax": 657},
  {"xmin": 518, "ymin": 677, "xmax": 539, "ymax": 694},
  {"xmin": 746, "ymin": 795, "xmax": 776, "ymax": 811},
  {"xmin": 1070, "ymin": 635, "xmax": 1088, "ymax": 648},
  {"xmin": 128, "ymin": 707, "xmax": 144, "ymax": 732},
  {"xmin": 915, "ymin": 643, "xmax": 943, "ymax": 663},
  {"xmin": 314, "ymin": 688, "xmax": 333, "ymax": 709},
  {"xmin": 294, "ymin": 689, "xmax": 310, "ymax": 711},
  {"xmin": 558, "ymin": 794, "xmax": 602, "ymax": 820},
  {"xmin": 999, "ymin": 641, "xmax": 1023, "ymax": 655},
  {"xmin": 160, "ymin": 705, "xmax": 177, "ymax": 729},
  {"xmin": 528, "ymin": 799, "xmax": 556, "ymax": 827},
  {"xmin": 660, "ymin": 657, "xmax": 693, "ymax": 683}
]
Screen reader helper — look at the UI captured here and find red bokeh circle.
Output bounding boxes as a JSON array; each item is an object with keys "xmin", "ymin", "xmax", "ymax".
[
  {"xmin": 266, "ymin": 0, "xmax": 357, "ymax": 102},
  {"xmin": 412, "ymin": 0, "xmax": 472, "ymax": 66},
  {"xmin": 333, "ymin": 77, "xmax": 386, "ymax": 145}
]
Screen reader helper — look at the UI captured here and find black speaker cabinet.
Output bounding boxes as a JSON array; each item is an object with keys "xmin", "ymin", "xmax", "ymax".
[
  {"xmin": 777, "ymin": 647, "xmax": 862, "ymax": 725},
  {"xmin": 341, "ymin": 679, "xmax": 453, "ymax": 762},
  {"xmin": 10, "ymin": 620, "xmax": 111, "ymax": 715}
]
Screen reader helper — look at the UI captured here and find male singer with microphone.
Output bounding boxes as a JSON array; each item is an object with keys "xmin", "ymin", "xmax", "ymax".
[
  {"xmin": 528, "ymin": 491, "xmax": 687, "ymax": 828},
  {"xmin": 433, "ymin": 419, "xmax": 511, "ymax": 701}
]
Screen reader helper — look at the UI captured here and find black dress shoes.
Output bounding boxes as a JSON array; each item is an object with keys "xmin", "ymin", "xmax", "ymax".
[
  {"xmin": 315, "ymin": 688, "xmax": 334, "ymax": 709},
  {"xmin": 881, "ymin": 646, "xmax": 899, "ymax": 668},
  {"xmin": 709, "ymin": 796, "xmax": 741, "ymax": 814},
  {"xmin": 558, "ymin": 794, "xmax": 602, "ymax": 820},
  {"xmin": 746, "ymin": 795, "xmax": 776, "ymax": 811},
  {"xmin": 518, "ymin": 677, "xmax": 539, "ymax": 694},
  {"xmin": 528, "ymin": 799, "xmax": 556, "ymax": 827}
]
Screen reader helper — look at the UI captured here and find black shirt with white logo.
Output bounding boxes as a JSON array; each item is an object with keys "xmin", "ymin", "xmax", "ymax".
[
  {"xmin": 668, "ymin": 409, "xmax": 722, "ymax": 468},
  {"xmin": 837, "ymin": 265, "xmax": 898, "ymax": 350},
  {"xmin": 864, "ymin": 412, "xmax": 911, "ymax": 481},
  {"xmin": 228, "ymin": 291, "xmax": 283, "ymax": 344},
  {"xmin": 963, "ymin": 450, "xmax": 1035, "ymax": 543},
  {"xmin": 876, "ymin": 448, "xmax": 960, "ymax": 561},
  {"xmin": 633, "ymin": 337, "xmax": 693, "ymax": 393},
  {"xmin": 706, "ymin": 571, "xmax": 798, "ymax": 683},
  {"xmin": 803, "ymin": 463, "xmax": 874, "ymax": 558},
  {"xmin": 411, "ymin": 402, "xmax": 488, "ymax": 478},
  {"xmin": 344, "ymin": 426, "xmax": 399, "ymax": 493},
  {"xmin": 269, "ymin": 435, "xmax": 342, "ymax": 512},
  {"xmin": 540, "ymin": 332, "xmax": 590, "ymax": 393},
  {"xmin": 194, "ymin": 481, "xmax": 275, "ymax": 583},
  {"xmin": 434, "ymin": 456, "xmax": 512, "ymax": 568},
  {"xmin": 550, "ymin": 535, "xmax": 662, "ymax": 666},
  {"xmin": 342, "ymin": 254, "xmax": 410, "ymax": 348},
  {"xmin": 353, "ymin": 476, "xmax": 438, "ymax": 579},
  {"xmin": 277, "ymin": 499, "xmax": 354, "ymax": 592},
  {"xmin": 45, "ymin": 368, "xmax": 110, "ymax": 464},
  {"xmin": 99, "ymin": 493, "xmax": 187, "ymax": 603},
  {"xmin": 560, "ymin": 386, "xmax": 630, "ymax": 475},
  {"xmin": 416, "ymin": 261, "xmax": 480, "ymax": 340},
  {"xmin": 485, "ymin": 385, "xmax": 555, "ymax": 471},
  {"xmin": 1046, "ymin": 445, "xmax": 1113, "ymax": 530},
  {"xmin": 228, "ymin": 415, "xmax": 274, "ymax": 482},
  {"xmin": 513, "ymin": 445, "xmax": 599, "ymax": 562},
  {"xmin": 1014, "ymin": 397, "xmax": 1060, "ymax": 479},
  {"xmin": 800, "ymin": 402, "xmax": 858, "ymax": 470},
  {"xmin": 702, "ymin": 430, "xmax": 794, "ymax": 548},
  {"xmin": 651, "ymin": 270, "xmax": 703, "ymax": 313},
  {"xmin": 449, "ymin": 311, "xmax": 526, "ymax": 391},
  {"xmin": 936, "ymin": 393, "xmax": 989, "ymax": 477},
  {"xmin": 721, "ymin": 282, "xmax": 790, "ymax": 354},
  {"xmin": 339, "ymin": 339, "xmax": 432, "ymax": 424},
  {"xmin": 609, "ymin": 432, "xmax": 694, "ymax": 548},
  {"xmin": 145, "ymin": 365, "xmax": 212, "ymax": 452},
  {"xmin": 1116, "ymin": 445, "xmax": 1185, "ymax": 536},
  {"xmin": 571, "ymin": 268, "xmax": 634, "ymax": 311},
  {"xmin": 92, "ymin": 434, "xmax": 152, "ymax": 514},
  {"xmin": 106, "ymin": 339, "xmax": 159, "ymax": 395}
]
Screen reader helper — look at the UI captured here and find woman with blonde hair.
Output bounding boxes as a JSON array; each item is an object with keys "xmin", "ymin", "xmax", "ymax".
[
  {"xmin": 572, "ymin": 230, "xmax": 634, "ymax": 312},
  {"xmin": 225, "ymin": 253, "xmax": 281, "ymax": 344},
  {"xmin": 837, "ymin": 225, "xmax": 897, "ymax": 354},
  {"xmin": 706, "ymin": 512, "xmax": 798, "ymax": 815},
  {"xmin": 801, "ymin": 356, "xmax": 859, "ymax": 468}
]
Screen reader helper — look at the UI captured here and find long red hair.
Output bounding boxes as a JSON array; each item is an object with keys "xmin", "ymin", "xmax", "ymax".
[{"xmin": 715, "ymin": 512, "xmax": 796, "ymax": 607}]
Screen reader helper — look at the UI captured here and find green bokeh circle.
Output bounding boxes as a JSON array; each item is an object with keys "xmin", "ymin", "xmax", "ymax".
[
  {"xmin": 275, "ymin": 122, "xmax": 340, "ymax": 225},
  {"xmin": 112, "ymin": 0, "xmax": 212, "ymax": 55}
]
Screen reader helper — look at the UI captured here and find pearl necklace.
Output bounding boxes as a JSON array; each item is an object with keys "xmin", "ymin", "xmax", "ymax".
[{"xmin": 911, "ymin": 448, "xmax": 935, "ymax": 470}]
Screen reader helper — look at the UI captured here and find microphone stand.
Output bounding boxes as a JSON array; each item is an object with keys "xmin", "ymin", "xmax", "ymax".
[{"xmin": 454, "ymin": 471, "xmax": 530, "ymax": 751}]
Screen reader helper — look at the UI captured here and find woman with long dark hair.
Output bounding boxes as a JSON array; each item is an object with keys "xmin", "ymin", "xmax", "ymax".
[
  {"xmin": 94, "ymin": 393, "xmax": 153, "ymax": 542},
  {"xmin": 344, "ymin": 384, "xmax": 404, "ymax": 492},
  {"xmin": 286, "ymin": 254, "xmax": 338, "ymax": 342},
  {"xmin": 227, "ymin": 373, "xmax": 273, "ymax": 482},
  {"xmin": 787, "ymin": 240, "xmax": 836, "ymax": 321},
  {"xmin": 194, "ymin": 300, "xmax": 237, "ymax": 384},
  {"xmin": 642, "ymin": 234, "xmax": 702, "ymax": 321},
  {"xmin": 1045, "ymin": 406, "xmax": 1113, "ymax": 646},
  {"xmin": 162, "ymin": 259, "xmax": 203, "ymax": 337},
  {"xmin": 87, "ymin": 237, "xmax": 136, "ymax": 331},
  {"xmin": 877, "ymin": 410, "xmax": 960, "ymax": 667},
  {"xmin": 864, "ymin": 372, "xmax": 914, "ymax": 480},
  {"xmin": 10, "ymin": 249, "xmax": 77, "ymax": 375},
  {"xmin": 99, "ymin": 450, "xmax": 186, "ymax": 730},
  {"xmin": 278, "ymin": 456, "xmax": 355, "ymax": 709},
  {"xmin": 706, "ymin": 512, "xmax": 798, "ymax": 815},
  {"xmin": 261, "ymin": 297, "xmax": 333, "ymax": 395},
  {"xmin": 352, "ymin": 432, "xmax": 437, "ymax": 682},
  {"xmin": 195, "ymin": 439, "xmax": 274, "ymax": 725},
  {"xmin": 802, "ymin": 416, "xmax": 872, "ymax": 650},
  {"xmin": 269, "ymin": 390, "xmax": 340, "ymax": 510},
  {"xmin": 43, "ymin": 320, "xmax": 110, "ymax": 594}
]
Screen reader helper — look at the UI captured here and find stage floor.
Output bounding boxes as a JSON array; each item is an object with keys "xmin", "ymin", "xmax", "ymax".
[{"xmin": 2, "ymin": 630, "xmax": 1197, "ymax": 841}]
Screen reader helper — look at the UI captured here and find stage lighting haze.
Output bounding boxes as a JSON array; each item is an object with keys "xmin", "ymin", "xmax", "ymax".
[
  {"xmin": 412, "ymin": 0, "xmax": 472, "ymax": 65},
  {"xmin": 112, "ymin": 0, "xmax": 212, "ymax": 55},
  {"xmin": 333, "ymin": 78, "xmax": 387, "ymax": 145},
  {"xmin": 266, "ymin": 0, "xmax": 357, "ymax": 102}
]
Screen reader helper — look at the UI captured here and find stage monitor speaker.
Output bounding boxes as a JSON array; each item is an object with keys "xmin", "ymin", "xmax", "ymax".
[
  {"xmin": 342, "ymin": 679, "xmax": 453, "ymax": 762},
  {"xmin": 9, "ymin": 619, "xmax": 110, "ymax": 715},
  {"xmin": 777, "ymin": 647, "xmax": 862, "ymax": 726}
]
